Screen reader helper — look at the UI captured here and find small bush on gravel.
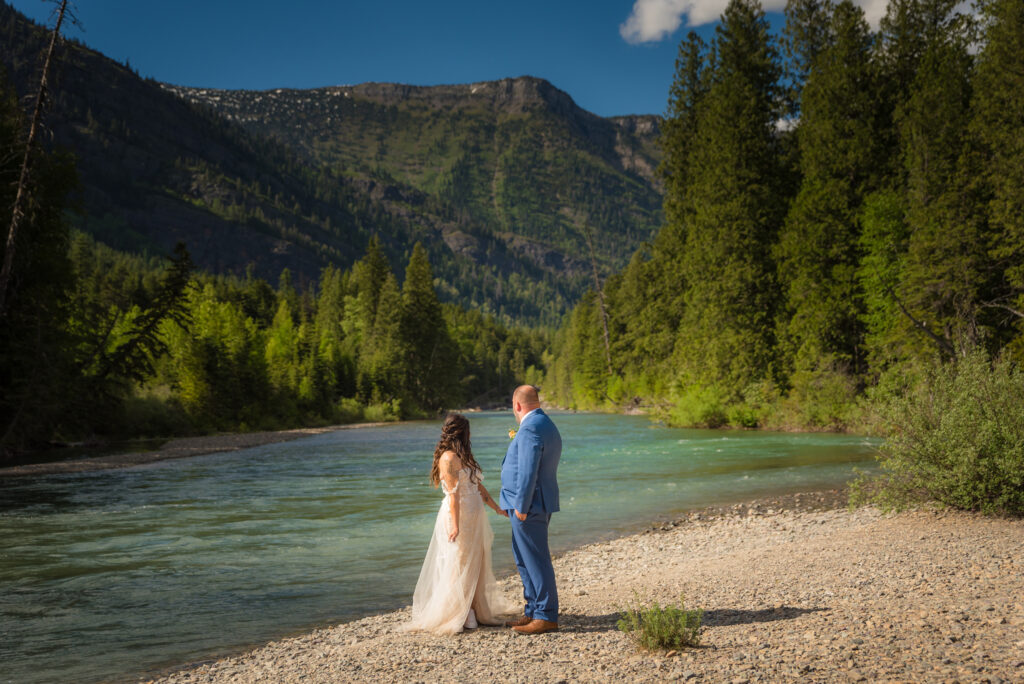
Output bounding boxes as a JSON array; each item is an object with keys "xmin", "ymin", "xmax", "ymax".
[
  {"xmin": 851, "ymin": 347, "xmax": 1024, "ymax": 515},
  {"xmin": 617, "ymin": 592, "xmax": 702, "ymax": 650}
]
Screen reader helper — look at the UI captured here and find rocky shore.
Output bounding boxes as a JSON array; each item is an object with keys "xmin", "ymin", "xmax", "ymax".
[{"xmin": 149, "ymin": 493, "xmax": 1023, "ymax": 683}]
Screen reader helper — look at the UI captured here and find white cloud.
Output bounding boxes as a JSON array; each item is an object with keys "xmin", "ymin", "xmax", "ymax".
[
  {"xmin": 620, "ymin": 0, "xmax": 787, "ymax": 44},
  {"xmin": 619, "ymin": 0, "xmax": 688, "ymax": 44},
  {"xmin": 619, "ymin": 0, "xmax": 977, "ymax": 44},
  {"xmin": 857, "ymin": 0, "xmax": 890, "ymax": 27}
]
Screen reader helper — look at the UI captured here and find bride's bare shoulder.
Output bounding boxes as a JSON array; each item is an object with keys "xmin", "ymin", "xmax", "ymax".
[{"xmin": 439, "ymin": 450, "xmax": 462, "ymax": 468}]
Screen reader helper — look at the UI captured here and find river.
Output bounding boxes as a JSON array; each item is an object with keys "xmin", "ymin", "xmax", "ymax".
[{"xmin": 0, "ymin": 411, "xmax": 878, "ymax": 683}]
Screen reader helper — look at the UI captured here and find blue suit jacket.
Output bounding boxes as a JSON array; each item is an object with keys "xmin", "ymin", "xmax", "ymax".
[{"xmin": 500, "ymin": 408, "xmax": 561, "ymax": 514}]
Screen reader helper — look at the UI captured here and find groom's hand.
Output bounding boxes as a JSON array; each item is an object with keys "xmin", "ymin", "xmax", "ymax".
[{"xmin": 514, "ymin": 509, "xmax": 527, "ymax": 522}]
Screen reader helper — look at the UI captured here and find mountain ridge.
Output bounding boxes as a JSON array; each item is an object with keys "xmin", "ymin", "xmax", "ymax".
[{"xmin": 1, "ymin": 1, "xmax": 663, "ymax": 325}]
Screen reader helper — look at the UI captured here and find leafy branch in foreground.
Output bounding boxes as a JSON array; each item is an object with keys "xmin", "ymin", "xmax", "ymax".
[{"xmin": 617, "ymin": 592, "xmax": 703, "ymax": 650}]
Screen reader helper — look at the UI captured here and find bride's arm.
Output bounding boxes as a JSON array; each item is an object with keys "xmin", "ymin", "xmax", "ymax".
[
  {"xmin": 440, "ymin": 451, "xmax": 461, "ymax": 542},
  {"xmin": 477, "ymin": 481, "xmax": 508, "ymax": 517}
]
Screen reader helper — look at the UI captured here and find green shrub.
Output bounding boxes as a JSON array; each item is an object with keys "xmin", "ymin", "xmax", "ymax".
[
  {"xmin": 666, "ymin": 385, "xmax": 728, "ymax": 428},
  {"xmin": 851, "ymin": 347, "xmax": 1024, "ymax": 515},
  {"xmin": 363, "ymin": 399, "xmax": 402, "ymax": 423},
  {"xmin": 109, "ymin": 385, "xmax": 193, "ymax": 438},
  {"xmin": 335, "ymin": 397, "xmax": 365, "ymax": 423},
  {"xmin": 617, "ymin": 592, "xmax": 702, "ymax": 650},
  {"xmin": 771, "ymin": 362, "xmax": 860, "ymax": 431}
]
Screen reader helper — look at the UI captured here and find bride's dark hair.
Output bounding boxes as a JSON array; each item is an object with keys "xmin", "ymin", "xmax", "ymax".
[{"xmin": 430, "ymin": 413, "xmax": 482, "ymax": 487}]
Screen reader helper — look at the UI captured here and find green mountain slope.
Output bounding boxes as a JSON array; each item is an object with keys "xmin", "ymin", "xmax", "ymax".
[
  {"xmin": 1, "ymin": 2, "xmax": 662, "ymax": 325},
  {"xmin": 163, "ymin": 80, "xmax": 664, "ymax": 324}
]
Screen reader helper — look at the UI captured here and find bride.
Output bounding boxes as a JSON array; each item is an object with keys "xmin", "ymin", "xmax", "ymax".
[{"xmin": 402, "ymin": 414, "xmax": 517, "ymax": 633}]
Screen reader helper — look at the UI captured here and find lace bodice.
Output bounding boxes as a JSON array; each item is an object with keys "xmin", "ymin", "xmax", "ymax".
[{"xmin": 441, "ymin": 467, "xmax": 483, "ymax": 506}]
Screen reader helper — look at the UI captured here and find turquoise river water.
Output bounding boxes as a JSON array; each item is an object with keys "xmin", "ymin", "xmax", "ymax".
[{"xmin": 0, "ymin": 412, "xmax": 879, "ymax": 683}]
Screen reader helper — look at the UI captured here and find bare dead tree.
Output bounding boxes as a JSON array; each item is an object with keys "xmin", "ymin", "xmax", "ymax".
[
  {"xmin": 0, "ymin": 0, "xmax": 71, "ymax": 316},
  {"xmin": 581, "ymin": 221, "xmax": 614, "ymax": 377}
]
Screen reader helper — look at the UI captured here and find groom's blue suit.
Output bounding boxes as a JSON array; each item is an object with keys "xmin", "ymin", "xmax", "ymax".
[{"xmin": 499, "ymin": 408, "xmax": 561, "ymax": 623}]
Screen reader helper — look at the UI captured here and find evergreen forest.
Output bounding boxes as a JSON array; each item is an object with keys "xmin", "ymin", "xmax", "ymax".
[
  {"xmin": 546, "ymin": 0, "xmax": 1024, "ymax": 433},
  {"xmin": 2, "ymin": 0, "xmax": 1023, "ymax": 466}
]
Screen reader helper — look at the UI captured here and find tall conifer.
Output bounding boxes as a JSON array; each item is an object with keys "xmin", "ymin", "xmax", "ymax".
[
  {"xmin": 364, "ymin": 272, "xmax": 406, "ymax": 404},
  {"xmin": 970, "ymin": 0, "xmax": 1024, "ymax": 356},
  {"xmin": 896, "ymin": 4, "xmax": 977, "ymax": 359},
  {"xmin": 774, "ymin": 0, "xmax": 879, "ymax": 398},
  {"xmin": 673, "ymin": 0, "xmax": 784, "ymax": 401},
  {"xmin": 402, "ymin": 243, "xmax": 457, "ymax": 410}
]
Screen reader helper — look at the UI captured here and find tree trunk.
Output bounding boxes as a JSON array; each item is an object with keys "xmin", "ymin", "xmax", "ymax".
[{"xmin": 0, "ymin": 0, "xmax": 69, "ymax": 316}]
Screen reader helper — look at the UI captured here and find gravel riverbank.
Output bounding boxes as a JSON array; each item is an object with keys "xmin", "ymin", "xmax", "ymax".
[{"xmin": 148, "ymin": 494, "xmax": 1023, "ymax": 683}]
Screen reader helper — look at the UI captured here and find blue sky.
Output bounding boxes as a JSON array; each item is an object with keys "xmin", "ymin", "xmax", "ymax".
[{"xmin": 7, "ymin": 1, "xmax": 886, "ymax": 117}]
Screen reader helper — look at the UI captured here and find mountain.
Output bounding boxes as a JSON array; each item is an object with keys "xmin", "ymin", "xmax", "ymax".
[{"xmin": 0, "ymin": 2, "xmax": 663, "ymax": 325}]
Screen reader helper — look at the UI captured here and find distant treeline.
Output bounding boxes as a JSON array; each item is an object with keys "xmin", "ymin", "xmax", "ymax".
[
  {"xmin": 545, "ymin": 0, "xmax": 1023, "ymax": 430},
  {"xmin": 1, "ymin": 64, "xmax": 546, "ymax": 452},
  {"xmin": 1, "ymin": 225, "xmax": 546, "ymax": 451}
]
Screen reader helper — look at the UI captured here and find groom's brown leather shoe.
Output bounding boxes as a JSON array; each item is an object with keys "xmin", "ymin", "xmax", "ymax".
[
  {"xmin": 504, "ymin": 615, "xmax": 532, "ymax": 627},
  {"xmin": 512, "ymin": 619, "xmax": 559, "ymax": 635}
]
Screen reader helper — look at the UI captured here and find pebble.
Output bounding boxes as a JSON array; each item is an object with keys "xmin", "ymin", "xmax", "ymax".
[{"xmin": 149, "ymin": 491, "xmax": 1024, "ymax": 683}]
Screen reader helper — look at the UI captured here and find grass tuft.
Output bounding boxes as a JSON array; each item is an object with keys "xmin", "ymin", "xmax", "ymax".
[{"xmin": 617, "ymin": 592, "xmax": 703, "ymax": 651}]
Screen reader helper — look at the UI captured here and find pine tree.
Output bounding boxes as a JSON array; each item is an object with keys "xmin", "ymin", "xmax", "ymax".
[
  {"xmin": 639, "ymin": 30, "xmax": 712, "ymax": 374},
  {"xmin": 363, "ymin": 271, "xmax": 407, "ymax": 404},
  {"xmin": 0, "ymin": 70, "xmax": 79, "ymax": 450},
  {"xmin": 672, "ymin": 0, "xmax": 785, "ymax": 403},
  {"xmin": 876, "ymin": 0, "xmax": 968, "ymax": 176},
  {"xmin": 857, "ymin": 190, "xmax": 912, "ymax": 375},
  {"xmin": 660, "ymin": 31, "xmax": 711, "ymax": 240},
  {"xmin": 265, "ymin": 298, "xmax": 300, "ymax": 408},
  {"xmin": 782, "ymin": 0, "xmax": 835, "ymax": 116},
  {"xmin": 564, "ymin": 291, "xmax": 609, "ymax": 406},
  {"xmin": 402, "ymin": 243, "xmax": 457, "ymax": 411},
  {"xmin": 350, "ymin": 235, "xmax": 389, "ymax": 346},
  {"xmin": 970, "ymin": 0, "xmax": 1024, "ymax": 357},
  {"xmin": 896, "ymin": 3, "xmax": 978, "ymax": 359},
  {"xmin": 774, "ymin": 0, "xmax": 880, "ymax": 411},
  {"xmin": 314, "ymin": 264, "xmax": 354, "ymax": 398}
]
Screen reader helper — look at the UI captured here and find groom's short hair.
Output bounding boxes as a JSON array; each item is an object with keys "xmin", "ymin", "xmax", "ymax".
[{"xmin": 513, "ymin": 384, "xmax": 540, "ymax": 407}]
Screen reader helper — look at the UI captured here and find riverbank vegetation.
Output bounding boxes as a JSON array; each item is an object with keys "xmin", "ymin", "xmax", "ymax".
[
  {"xmin": 851, "ymin": 347, "xmax": 1024, "ymax": 515},
  {"xmin": 0, "ymin": 215, "xmax": 546, "ymax": 453},
  {"xmin": 544, "ymin": 0, "xmax": 1024, "ymax": 437}
]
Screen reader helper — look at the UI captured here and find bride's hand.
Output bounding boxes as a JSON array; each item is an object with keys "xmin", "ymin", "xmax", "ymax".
[
  {"xmin": 497, "ymin": 508, "xmax": 509, "ymax": 518},
  {"xmin": 448, "ymin": 525, "xmax": 459, "ymax": 542}
]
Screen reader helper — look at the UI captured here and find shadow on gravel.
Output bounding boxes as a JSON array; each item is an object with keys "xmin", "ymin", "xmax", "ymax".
[
  {"xmin": 559, "ymin": 612, "xmax": 623, "ymax": 633},
  {"xmin": 559, "ymin": 606, "xmax": 825, "ymax": 634},
  {"xmin": 702, "ymin": 606, "xmax": 826, "ymax": 627}
]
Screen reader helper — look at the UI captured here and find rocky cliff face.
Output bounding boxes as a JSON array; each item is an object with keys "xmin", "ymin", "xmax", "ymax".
[{"xmin": 162, "ymin": 75, "xmax": 661, "ymax": 185}]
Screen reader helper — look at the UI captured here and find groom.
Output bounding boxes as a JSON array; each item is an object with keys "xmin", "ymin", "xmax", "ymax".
[{"xmin": 500, "ymin": 385, "xmax": 561, "ymax": 635}]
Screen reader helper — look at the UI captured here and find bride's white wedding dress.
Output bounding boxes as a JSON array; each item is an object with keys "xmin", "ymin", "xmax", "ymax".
[{"xmin": 401, "ymin": 466, "xmax": 516, "ymax": 634}]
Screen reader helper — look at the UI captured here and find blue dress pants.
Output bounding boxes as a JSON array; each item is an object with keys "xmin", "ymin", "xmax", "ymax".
[{"xmin": 509, "ymin": 511, "xmax": 558, "ymax": 622}]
